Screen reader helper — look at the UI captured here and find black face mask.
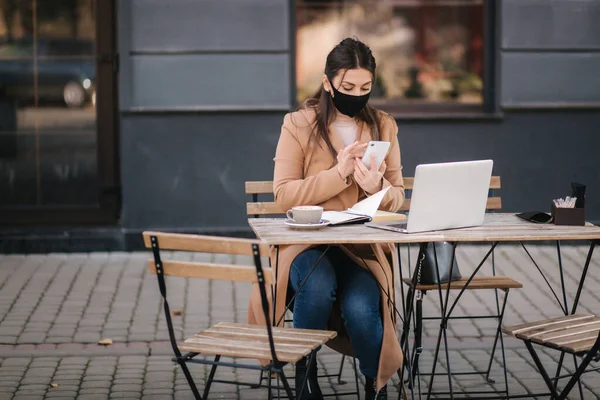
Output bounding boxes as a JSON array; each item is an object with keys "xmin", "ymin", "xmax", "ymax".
[{"xmin": 329, "ymin": 80, "xmax": 371, "ymax": 118}]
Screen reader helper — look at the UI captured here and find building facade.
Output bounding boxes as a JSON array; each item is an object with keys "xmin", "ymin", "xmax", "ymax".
[{"xmin": 1, "ymin": 0, "xmax": 599, "ymax": 250}]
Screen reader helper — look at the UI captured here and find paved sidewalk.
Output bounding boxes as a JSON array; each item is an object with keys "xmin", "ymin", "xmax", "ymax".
[{"xmin": 0, "ymin": 243, "xmax": 598, "ymax": 399}]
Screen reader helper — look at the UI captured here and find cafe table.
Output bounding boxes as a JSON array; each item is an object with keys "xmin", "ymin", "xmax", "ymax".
[{"xmin": 248, "ymin": 213, "xmax": 600, "ymax": 399}]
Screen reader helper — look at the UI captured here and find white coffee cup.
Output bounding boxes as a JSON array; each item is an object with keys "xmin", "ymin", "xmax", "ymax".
[{"xmin": 286, "ymin": 205, "xmax": 323, "ymax": 224}]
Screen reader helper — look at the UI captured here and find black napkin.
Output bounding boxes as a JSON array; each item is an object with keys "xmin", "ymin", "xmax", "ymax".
[{"xmin": 516, "ymin": 211, "xmax": 553, "ymax": 224}]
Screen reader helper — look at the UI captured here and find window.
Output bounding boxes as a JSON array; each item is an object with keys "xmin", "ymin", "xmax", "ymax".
[
  {"xmin": 0, "ymin": 0, "xmax": 120, "ymax": 226},
  {"xmin": 296, "ymin": 0, "xmax": 485, "ymax": 112},
  {"xmin": 0, "ymin": 0, "xmax": 98, "ymax": 206}
]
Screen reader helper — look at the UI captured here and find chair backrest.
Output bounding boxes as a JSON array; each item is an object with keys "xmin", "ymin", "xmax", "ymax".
[
  {"xmin": 142, "ymin": 232, "xmax": 279, "ymax": 363},
  {"xmin": 245, "ymin": 176, "xmax": 502, "ymax": 216},
  {"xmin": 142, "ymin": 232, "xmax": 272, "ymax": 283}
]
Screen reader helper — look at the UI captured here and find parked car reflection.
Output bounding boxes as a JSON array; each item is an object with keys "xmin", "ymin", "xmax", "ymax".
[{"xmin": 0, "ymin": 37, "xmax": 95, "ymax": 108}]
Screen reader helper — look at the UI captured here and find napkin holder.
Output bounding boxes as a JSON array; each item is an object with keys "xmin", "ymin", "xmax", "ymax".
[{"xmin": 551, "ymin": 204, "xmax": 585, "ymax": 226}]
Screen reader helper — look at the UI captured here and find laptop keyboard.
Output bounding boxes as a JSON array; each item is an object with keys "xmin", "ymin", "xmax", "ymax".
[{"xmin": 388, "ymin": 222, "xmax": 408, "ymax": 229}]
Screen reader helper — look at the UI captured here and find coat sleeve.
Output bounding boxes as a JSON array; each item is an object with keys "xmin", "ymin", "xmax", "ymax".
[
  {"xmin": 379, "ymin": 116, "xmax": 405, "ymax": 212},
  {"xmin": 273, "ymin": 113, "xmax": 350, "ymax": 211}
]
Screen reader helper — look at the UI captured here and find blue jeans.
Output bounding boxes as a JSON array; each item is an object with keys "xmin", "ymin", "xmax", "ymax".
[{"xmin": 289, "ymin": 245, "xmax": 383, "ymax": 378}]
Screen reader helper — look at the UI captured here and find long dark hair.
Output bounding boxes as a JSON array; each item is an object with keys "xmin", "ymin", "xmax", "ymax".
[{"xmin": 299, "ymin": 37, "xmax": 383, "ymax": 159}]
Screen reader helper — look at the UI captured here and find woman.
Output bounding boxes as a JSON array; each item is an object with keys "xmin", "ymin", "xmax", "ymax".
[{"xmin": 248, "ymin": 38, "xmax": 405, "ymax": 400}]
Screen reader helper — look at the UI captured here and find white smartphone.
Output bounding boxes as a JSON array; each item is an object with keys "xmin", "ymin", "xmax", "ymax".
[{"xmin": 361, "ymin": 141, "xmax": 390, "ymax": 170}]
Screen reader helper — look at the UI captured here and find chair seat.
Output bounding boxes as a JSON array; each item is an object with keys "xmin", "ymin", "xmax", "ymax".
[
  {"xmin": 178, "ymin": 322, "xmax": 337, "ymax": 363},
  {"xmin": 503, "ymin": 314, "xmax": 600, "ymax": 354},
  {"xmin": 402, "ymin": 276, "xmax": 523, "ymax": 291}
]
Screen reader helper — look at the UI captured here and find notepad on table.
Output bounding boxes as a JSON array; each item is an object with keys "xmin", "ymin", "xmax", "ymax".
[
  {"xmin": 322, "ymin": 187, "xmax": 403, "ymax": 226},
  {"xmin": 371, "ymin": 210, "xmax": 407, "ymax": 223}
]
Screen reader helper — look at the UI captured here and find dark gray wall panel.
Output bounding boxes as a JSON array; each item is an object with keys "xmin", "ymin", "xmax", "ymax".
[
  {"xmin": 398, "ymin": 112, "xmax": 600, "ymax": 223},
  {"xmin": 502, "ymin": 0, "xmax": 600, "ymax": 49},
  {"xmin": 130, "ymin": 0, "xmax": 289, "ymax": 51},
  {"xmin": 501, "ymin": 53, "xmax": 600, "ymax": 106},
  {"xmin": 128, "ymin": 54, "xmax": 290, "ymax": 109},
  {"xmin": 120, "ymin": 111, "xmax": 600, "ymax": 230},
  {"xmin": 118, "ymin": 0, "xmax": 133, "ymax": 110},
  {"xmin": 120, "ymin": 113, "xmax": 283, "ymax": 230}
]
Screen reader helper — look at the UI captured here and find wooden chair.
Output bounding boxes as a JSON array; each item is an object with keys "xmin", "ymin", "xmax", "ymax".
[
  {"xmin": 503, "ymin": 314, "xmax": 600, "ymax": 399},
  {"xmin": 245, "ymin": 181, "xmax": 360, "ymax": 389},
  {"xmin": 142, "ymin": 231, "xmax": 337, "ymax": 399},
  {"xmin": 395, "ymin": 176, "xmax": 524, "ymax": 398},
  {"xmin": 400, "ymin": 261, "xmax": 522, "ymax": 396},
  {"xmin": 245, "ymin": 177, "xmax": 502, "ymax": 216}
]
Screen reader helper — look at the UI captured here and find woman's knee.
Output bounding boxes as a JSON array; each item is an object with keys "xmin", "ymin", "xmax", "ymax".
[
  {"xmin": 290, "ymin": 247, "xmax": 337, "ymax": 295},
  {"xmin": 341, "ymin": 290, "xmax": 381, "ymax": 333}
]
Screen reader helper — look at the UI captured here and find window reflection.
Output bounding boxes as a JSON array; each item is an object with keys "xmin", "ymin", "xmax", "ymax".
[
  {"xmin": 296, "ymin": 0, "xmax": 484, "ymax": 106},
  {"xmin": 0, "ymin": 0, "xmax": 98, "ymax": 206}
]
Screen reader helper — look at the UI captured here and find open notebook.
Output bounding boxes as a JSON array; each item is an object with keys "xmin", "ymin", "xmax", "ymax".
[{"xmin": 322, "ymin": 187, "xmax": 403, "ymax": 225}]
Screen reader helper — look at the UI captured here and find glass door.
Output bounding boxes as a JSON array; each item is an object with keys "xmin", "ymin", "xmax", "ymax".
[{"xmin": 0, "ymin": 0, "xmax": 119, "ymax": 226}]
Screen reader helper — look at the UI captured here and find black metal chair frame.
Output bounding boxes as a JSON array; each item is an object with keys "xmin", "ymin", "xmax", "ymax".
[
  {"xmin": 150, "ymin": 235, "xmax": 316, "ymax": 400},
  {"xmin": 399, "ymin": 241, "xmax": 513, "ymax": 400},
  {"xmin": 398, "ymin": 238, "xmax": 598, "ymax": 400},
  {"xmin": 512, "ymin": 239, "xmax": 600, "ymax": 400},
  {"xmin": 521, "ymin": 332, "xmax": 600, "ymax": 400},
  {"xmin": 250, "ymin": 188, "xmax": 359, "ymax": 393}
]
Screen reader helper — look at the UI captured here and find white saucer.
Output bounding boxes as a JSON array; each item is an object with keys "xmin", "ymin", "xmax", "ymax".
[{"xmin": 284, "ymin": 219, "xmax": 330, "ymax": 230}]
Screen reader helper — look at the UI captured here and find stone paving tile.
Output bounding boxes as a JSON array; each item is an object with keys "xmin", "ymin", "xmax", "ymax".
[
  {"xmin": 0, "ymin": 246, "xmax": 598, "ymax": 399},
  {"xmin": 0, "ymin": 349, "xmax": 594, "ymax": 399}
]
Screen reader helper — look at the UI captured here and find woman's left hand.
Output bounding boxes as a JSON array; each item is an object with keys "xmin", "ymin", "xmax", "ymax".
[{"xmin": 353, "ymin": 155, "xmax": 386, "ymax": 194}]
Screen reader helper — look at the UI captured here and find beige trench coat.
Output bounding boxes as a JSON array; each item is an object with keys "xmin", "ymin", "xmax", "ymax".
[{"xmin": 248, "ymin": 107, "xmax": 406, "ymax": 391}]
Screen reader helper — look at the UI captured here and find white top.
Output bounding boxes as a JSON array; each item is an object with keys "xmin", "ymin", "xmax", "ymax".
[{"xmin": 332, "ymin": 113, "xmax": 358, "ymax": 146}]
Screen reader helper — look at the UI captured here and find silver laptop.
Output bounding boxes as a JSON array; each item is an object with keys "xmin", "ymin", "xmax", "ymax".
[{"xmin": 365, "ymin": 159, "xmax": 493, "ymax": 234}]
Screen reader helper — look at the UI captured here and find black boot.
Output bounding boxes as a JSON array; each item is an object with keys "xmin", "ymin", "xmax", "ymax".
[
  {"xmin": 365, "ymin": 377, "xmax": 388, "ymax": 400},
  {"xmin": 295, "ymin": 354, "xmax": 323, "ymax": 399}
]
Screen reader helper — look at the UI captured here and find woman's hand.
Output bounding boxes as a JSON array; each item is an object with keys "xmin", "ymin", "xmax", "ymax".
[
  {"xmin": 336, "ymin": 141, "xmax": 368, "ymax": 180},
  {"xmin": 353, "ymin": 154, "xmax": 386, "ymax": 194}
]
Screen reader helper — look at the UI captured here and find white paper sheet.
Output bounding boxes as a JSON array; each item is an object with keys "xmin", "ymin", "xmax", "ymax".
[{"xmin": 347, "ymin": 186, "xmax": 391, "ymax": 217}]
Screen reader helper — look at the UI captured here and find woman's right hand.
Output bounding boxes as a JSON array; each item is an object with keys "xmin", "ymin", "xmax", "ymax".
[{"xmin": 336, "ymin": 141, "xmax": 368, "ymax": 179}]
